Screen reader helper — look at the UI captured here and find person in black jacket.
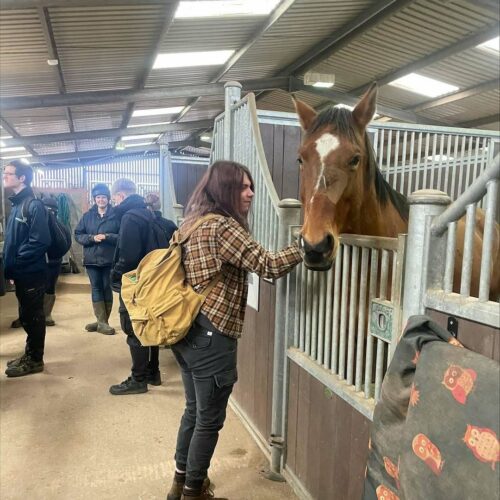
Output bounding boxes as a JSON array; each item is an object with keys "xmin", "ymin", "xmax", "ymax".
[
  {"xmin": 75, "ymin": 183, "xmax": 119, "ymax": 335},
  {"xmin": 2, "ymin": 161, "xmax": 51, "ymax": 377},
  {"xmin": 109, "ymin": 179, "xmax": 176, "ymax": 395}
]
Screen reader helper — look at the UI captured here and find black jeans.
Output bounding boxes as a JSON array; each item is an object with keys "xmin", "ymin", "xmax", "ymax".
[
  {"xmin": 171, "ymin": 315, "xmax": 238, "ymax": 490},
  {"xmin": 86, "ymin": 265, "xmax": 113, "ymax": 303},
  {"xmin": 14, "ymin": 275, "xmax": 46, "ymax": 362},
  {"xmin": 118, "ymin": 295, "xmax": 159, "ymax": 381},
  {"xmin": 46, "ymin": 262, "xmax": 61, "ymax": 295}
]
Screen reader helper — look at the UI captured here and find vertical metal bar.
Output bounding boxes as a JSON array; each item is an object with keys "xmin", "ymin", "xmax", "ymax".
[
  {"xmin": 293, "ymin": 264, "xmax": 302, "ymax": 348},
  {"xmin": 364, "ymin": 248, "xmax": 379, "ymax": 398},
  {"xmin": 311, "ymin": 271, "xmax": 319, "ymax": 360},
  {"xmin": 460, "ymin": 203, "xmax": 477, "ymax": 297},
  {"xmin": 408, "ymin": 131, "xmax": 415, "ymax": 196},
  {"xmin": 385, "ymin": 129, "xmax": 392, "ymax": 182},
  {"xmin": 450, "ymin": 135, "xmax": 460, "ymax": 199},
  {"xmin": 338, "ymin": 244, "xmax": 350, "ymax": 379},
  {"xmin": 415, "ymin": 132, "xmax": 423, "ymax": 191},
  {"xmin": 430, "ymin": 134, "xmax": 437, "ymax": 189},
  {"xmin": 317, "ymin": 273, "xmax": 327, "ymax": 365},
  {"xmin": 305, "ymin": 268, "xmax": 313, "ymax": 356},
  {"xmin": 299, "ymin": 265, "xmax": 306, "ymax": 352},
  {"xmin": 443, "ymin": 134, "xmax": 452, "ymax": 195},
  {"xmin": 374, "ymin": 340, "xmax": 385, "ymax": 400},
  {"xmin": 378, "ymin": 128, "xmax": 385, "ymax": 168},
  {"xmin": 355, "ymin": 247, "xmax": 369, "ymax": 392},
  {"xmin": 379, "ymin": 249, "xmax": 390, "ymax": 300},
  {"xmin": 422, "ymin": 132, "xmax": 430, "ymax": 189},
  {"xmin": 443, "ymin": 221, "xmax": 457, "ymax": 293},
  {"xmin": 437, "ymin": 134, "xmax": 445, "ymax": 191},
  {"xmin": 457, "ymin": 135, "xmax": 467, "ymax": 197},
  {"xmin": 323, "ymin": 267, "xmax": 334, "ymax": 370},
  {"xmin": 464, "ymin": 136, "xmax": 473, "ymax": 192},
  {"xmin": 347, "ymin": 246, "xmax": 359, "ymax": 386},
  {"xmin": 331, "ymin": 248, "xmax": 342, "ymax": 374},
  {"xmin": 399, "ymin": 130, "xmax": 407, "ymax": 194},
  {"xmin": 392, "ymin": 130, "xmax": 400, "ymax": 189},
  {"xmin": 479, "ymin": 180, "xmax": 499, "ymax": 301}
]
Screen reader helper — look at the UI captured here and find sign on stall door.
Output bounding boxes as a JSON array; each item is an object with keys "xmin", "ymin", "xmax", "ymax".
[{"xmin": 247, "ymin": 272, "xmax": 259, "ymax": 311}]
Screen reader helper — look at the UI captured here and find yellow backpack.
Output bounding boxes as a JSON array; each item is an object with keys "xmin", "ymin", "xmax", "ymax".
[{"xmin": 121, "ymin": 214, "xmax": 221, "ymax": 346}]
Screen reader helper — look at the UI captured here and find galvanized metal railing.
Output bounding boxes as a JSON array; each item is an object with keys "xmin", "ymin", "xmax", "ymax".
[
  {"xmin": 403, "ymin": 154, "xmax": 500, "ymax": 329},
  {"xmin": 371, "ymin": 123, "xmax": 499, "ymax": 205}
]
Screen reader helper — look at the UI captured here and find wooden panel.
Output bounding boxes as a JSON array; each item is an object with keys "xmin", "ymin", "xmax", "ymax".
[
  {"xmin": 282, "ymin": 126, "xmax": 301, "ymax": 200},
  {"xmin": 172, "ymin": 162, "xmax": 207, "ymax": 206},
  {"xmin": 286, "ymin": 360, "xmax": 371, "ymax": 500},
  {"xmin": 426, "ymin": 308, "xmax": 499, "ymax": 361},
  {"xmin": 272, "ymin": 125, "xmax": 284, "ymax": 197}
]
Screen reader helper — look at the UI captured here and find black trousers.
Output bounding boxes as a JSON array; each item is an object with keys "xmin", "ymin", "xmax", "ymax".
[
  {"xmin": 46, "ymin": 262, "xmax": 61, "ymax": 295},
  {"xmin": 171, "ymin": 315, "xmax": 238, "ymax": 490},
  {"xmin": 118, "ymin": 295, "xmax": 159, "ymax": 381},
  {"xmin": 14, "ymin": 275, "xmax": 46, "ymax": 362}
]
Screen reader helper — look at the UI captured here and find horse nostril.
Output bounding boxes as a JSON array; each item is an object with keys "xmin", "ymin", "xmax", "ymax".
[{"xmin": 326, "ymin": 234, "xmax": 334, "ymax": 250}]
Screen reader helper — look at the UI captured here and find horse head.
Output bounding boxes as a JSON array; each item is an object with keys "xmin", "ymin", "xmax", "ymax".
[{"xmin": 293, "ymin": 83, "xmax": 378, "ymax": 270}]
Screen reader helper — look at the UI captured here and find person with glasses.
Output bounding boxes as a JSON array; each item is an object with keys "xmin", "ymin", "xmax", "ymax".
[{"xmin": 2, "ymin": 161, "xmax": 51, "ymax": 377}]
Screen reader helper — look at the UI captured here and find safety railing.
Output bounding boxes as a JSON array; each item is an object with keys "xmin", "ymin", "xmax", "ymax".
[{"xmin": 403, "ymin": 154, "xmax": 500, "ymax": 329}]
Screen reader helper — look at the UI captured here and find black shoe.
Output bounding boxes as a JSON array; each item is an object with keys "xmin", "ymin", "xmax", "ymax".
[
  {"xmin": 109, "ymin": 376, "xmax": 148, "ymax": 395},
  {"xmin": 10, "ymin": 319, "xmax": 22, "ymax": 328},
  {"xmin": 147, "ymin": 371, "xmax": 162, "ymax": 386},
  {"xmin": 5, "ymin": 356, "xmax": 44, "ymax": 377},
  {"xmin": 7, "ymin": 354, "xmax": 28, "ymax": 367}
]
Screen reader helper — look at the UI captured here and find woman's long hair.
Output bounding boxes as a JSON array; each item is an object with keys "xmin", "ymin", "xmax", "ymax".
[{"xmin": 183, "ymin": 160, "xmax": 254, "ymax": 231}]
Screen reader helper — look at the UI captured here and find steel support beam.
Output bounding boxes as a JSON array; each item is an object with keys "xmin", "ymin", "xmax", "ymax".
[
  {"xmin": 459, "ymin": 114, "xmax": 499, "ymax": 128},
  {"xmin": 278, "ymin": 0, "xmax": 415, "ymax": 77},
  {"xmin": 0, "ymin": 78, "xmax": 290, "ymax": 111},
  {"xmin": 408, "ymin": 79, "xmax": 500, "ymax": 112},
  {"xmin": 1, "ymin": 0, "xmax": 168, "ymax": 8},
  {"xmin": 350, "ymin": 25, "xmax": 500, "ymax": 96},
  {"xmin": 0, "ymin": 118, "xmax": 38, "ymax": 157},
  {"xmin": 289, "ymin": 78, "xmax": 444, "ymax": 125},
  {"xmin": 2, "ymin": 120, "xmax": 213, "ymax": 147}
]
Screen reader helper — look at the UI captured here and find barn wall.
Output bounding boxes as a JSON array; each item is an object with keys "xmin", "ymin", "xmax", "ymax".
[{"xmin": 171, "ymin": 161, "xmax": 207, "ymax": 207}]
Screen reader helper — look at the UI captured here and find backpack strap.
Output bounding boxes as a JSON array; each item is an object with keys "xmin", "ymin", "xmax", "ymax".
[
  {"xmin": 173, "ymin": 214, "xmax": 222, "ymax": 245},
  {"xmin": 21, "ymin": 196, "xmax": 37, "ymax": 225}
]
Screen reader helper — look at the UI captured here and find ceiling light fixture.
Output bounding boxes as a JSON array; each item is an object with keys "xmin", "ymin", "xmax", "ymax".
[
  {"xmin": 128, "ymin": 121, "xmax": 172, "ymax": 128},
  {"xmin": 153, "ymin": 50, "xmax": 234, "ymax": 69},
  {"xmin": 122, "ymin": 134, "xmax": 159, "ymax": 141},
  {"xmin": 477, "ymin": 36, "xmax": 499, "ymax": 53},
  {"xmin": 388, "ymin": 73, "xmax": 458, "ymax": 97},
  {"xmin": 175, "ymin": 0, "xmax": 280, "ymax": 18},
  {"xmin": 304, "ymin": 71, "xmax": 335, "ymax": 88},
  {"xmin": 0, "ymin": 152, "xmax": 32, "ymax": 160},
  {"xmin": 132, "ymin": 106, "xmax": 184, "ymax": 117}
]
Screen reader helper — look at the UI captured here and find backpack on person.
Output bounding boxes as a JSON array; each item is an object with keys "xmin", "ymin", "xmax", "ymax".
[
  {"xmin": 126, "ymin": 209, "xmax": 173, "ymax": 253},
  {"xmin": 22, "ymin": 197, "xmax": 72, "ymax": 260},
  {"xmin": 120, "ymin": 214, "xmax": 221, "ymax": 346}
]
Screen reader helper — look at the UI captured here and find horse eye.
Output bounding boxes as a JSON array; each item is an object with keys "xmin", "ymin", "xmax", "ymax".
[
  {"xmin": 349, "ymin": 155, "xmax": 360, "ymax": 168},
  {"xmin": 297, "ymin": 157, "xmax": 303, "ymax": 165}
]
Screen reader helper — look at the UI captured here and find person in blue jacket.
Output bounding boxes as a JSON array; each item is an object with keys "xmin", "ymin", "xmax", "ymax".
[
  {"xmin": 2, "ymin": 160, "xmax": 51, "ymax": 377},
  {"xmin": 75, "ymin": 184, "xmax": 120, "ymax": 335}
]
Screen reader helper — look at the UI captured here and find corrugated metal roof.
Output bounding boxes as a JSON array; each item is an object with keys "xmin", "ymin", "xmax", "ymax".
[{"xmin": 0, "ymin": 0, "xmax": 498, "ymax": 164}]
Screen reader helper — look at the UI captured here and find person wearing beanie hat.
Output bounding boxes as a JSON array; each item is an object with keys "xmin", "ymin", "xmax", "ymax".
[{"xmin": 75, "ymin": 184, "xmax": 120, "ymax": 335}]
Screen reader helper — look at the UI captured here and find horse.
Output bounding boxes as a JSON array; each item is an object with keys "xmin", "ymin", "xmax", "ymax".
[{"xmin": 292, "ymin": 83, "xmax": 500, "ymax": 300}]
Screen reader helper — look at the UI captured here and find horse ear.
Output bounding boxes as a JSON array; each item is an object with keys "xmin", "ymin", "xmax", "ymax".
[
  {"xmin": 352, "ymin": 82, "xmax": 378, "ymax": 130},
  {"xmin": 292, "ymin": 96, "xmax": 317, "ymax": 131}
]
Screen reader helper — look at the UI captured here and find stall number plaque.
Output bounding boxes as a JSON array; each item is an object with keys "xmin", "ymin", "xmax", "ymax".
[{"xmin": 370, "ymin": 299, "xmax": 394, "ymax": 343}]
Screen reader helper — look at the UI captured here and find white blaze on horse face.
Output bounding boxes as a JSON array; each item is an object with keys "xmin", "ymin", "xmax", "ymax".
[{"xmin": 310, "ymin": 133, "xmax": 339, "ymax": 203}]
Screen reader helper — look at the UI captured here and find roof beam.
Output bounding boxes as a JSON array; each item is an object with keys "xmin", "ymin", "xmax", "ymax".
[
  {"xmin": 37, "ymin": 6, "xmax": 76, "ymax": 151},
  {"xmin": 350, "ymin": 25, "xmax": 500, "ymax": 96},
  {"xmin": 278, "ymin": 0, "xmax": 415, "ymax": 77},
  {"xmin": 0, "ymin": 78, "xmax": 290, "ymax": 111},
  {"xmin": 459, "ymin": 114, "xmax": 499, "ymax": 128},
  {"xmin": 289, "ymin": 77, "xmax": 445, "ymax": 125},
  {"xmin": 3, "ymin": 120, "xmax": 213, "ymax": 147},
  {"xmin": 0, "ymin": 0, "xmax": 169, "ymax": 8},
  {"xmin": 0, "ymin": 118, "xmax": 38, "ymax": 157},
  {"xmin": 174, "ymin": 0, "xmax": 298, "ymax": 122},
  {"xmin": 408, "ymin": 79, "xmax": 500, "ymax": 112}
]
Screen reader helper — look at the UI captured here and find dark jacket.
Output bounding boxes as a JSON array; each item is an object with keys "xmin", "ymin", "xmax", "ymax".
[
  {"xmin": 74, "ymin": 205, "xmax": 120, "ymax": 267},
  {"xmin": 3, "ymin": 187, "xmax": 51, "ymax": 280},
  {"xmin": 110, "ymin": 194, "xmax": 152, "ymax": 292}
]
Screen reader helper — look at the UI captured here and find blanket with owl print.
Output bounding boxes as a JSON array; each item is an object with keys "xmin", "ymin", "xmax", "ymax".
[{"xmin": 363, "ymin": 314, "xmax": 499, "ymax": 500}]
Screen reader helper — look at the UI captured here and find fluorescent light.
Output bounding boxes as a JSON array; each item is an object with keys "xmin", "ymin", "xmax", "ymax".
[
  {"xmin": 122, "ymin": 134, "xmax": 158, "ymax": 141},
  {"xmin": 175, "ymin": 0, "xmax": 280, "ymax": 18},
  {"xmin": 132, "ymin": 106, "xmax": 184, "ymax": 118},
  {"xmin": 200, "ymin": 135, "xmax": 212, "ymax": 142},
  {"xmin": 0, "ymin": 135, "xmax": 13, "ymax": 140},
  {"xmin": 313, "ymin": 82, "xmax": 334, "ymax": 88},
  {"xmin": 478, "ymin": 36, "xmax": 499, "ymax": 52},
  {"xmin": 124, "ymin": 142, "xmax": 154, "ymax": 148},
  {"xmin": 153, "ymin": 50, "xmax": 234, "ymax": 69},
  {"xmin": 128, "ymin": 121, "xmax": 172, "ymax": 128},
  {"xmin": 388, "ymin": 73, "xmax": 459, "ymax": 97},
  {"xmin": 0, "ymin": 146, "xmax": 27, "ymax": 152},
  {"xmin": 0, "ymin": 153, "xmax": 32, "ymax": 159}
]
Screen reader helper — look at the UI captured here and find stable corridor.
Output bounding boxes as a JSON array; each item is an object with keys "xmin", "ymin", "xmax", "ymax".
[{"xmin": 0, "ymin": 274, "xmax": 298, "ymax": 500}]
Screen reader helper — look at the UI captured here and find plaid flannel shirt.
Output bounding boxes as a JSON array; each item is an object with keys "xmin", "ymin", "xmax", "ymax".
[{"xmin": 181, "ymin": 216, "xmax": 302, "ymax": 339}]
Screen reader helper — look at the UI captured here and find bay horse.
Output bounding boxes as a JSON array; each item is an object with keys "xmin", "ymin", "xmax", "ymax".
[{"xmin": 293, "ymin": 83, "xmax": 499, "ymax": 299}]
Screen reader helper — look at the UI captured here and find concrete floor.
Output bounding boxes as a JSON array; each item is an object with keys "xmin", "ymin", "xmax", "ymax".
[{"xmin": 0, "ymin": 274, "xmax": 298, "ymax": 500}]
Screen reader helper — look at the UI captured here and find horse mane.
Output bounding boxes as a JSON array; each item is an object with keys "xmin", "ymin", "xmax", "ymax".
[{"xmin": 311, "ymin": 105, "xmax": 409, "ymax": 222}]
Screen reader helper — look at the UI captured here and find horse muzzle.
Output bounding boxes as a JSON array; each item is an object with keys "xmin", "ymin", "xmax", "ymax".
[{"xmin": 301, "ymin": 235, "xmax": 336, "ymax": 271}]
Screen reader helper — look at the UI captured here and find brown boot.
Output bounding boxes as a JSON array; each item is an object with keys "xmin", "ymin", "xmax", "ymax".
[{"xmin": 167, "ymin": 476, "xmax": 212, "ymax": 500}]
